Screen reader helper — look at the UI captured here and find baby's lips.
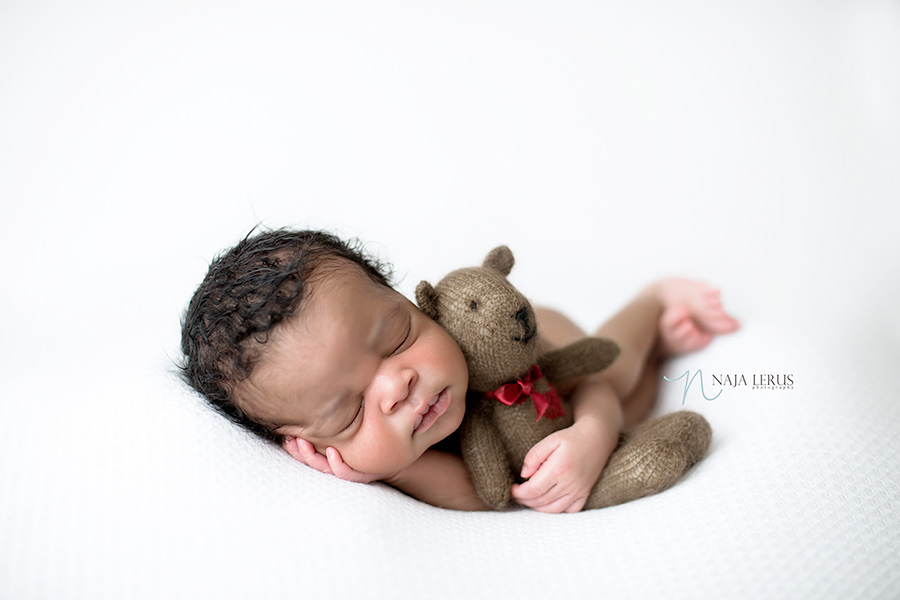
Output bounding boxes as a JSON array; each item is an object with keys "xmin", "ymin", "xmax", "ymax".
[{"xmin": 412, "ymin": 388, "xmax": 450, "ymax": 435}]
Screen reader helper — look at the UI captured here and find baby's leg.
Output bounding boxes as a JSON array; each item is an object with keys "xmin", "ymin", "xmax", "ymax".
[
  {"xmin": 618, "ymin": 352, "xmax": 661, "ymax": 430},
  {"xmin": 598, "ymin": 280, "xmax": 739, "ymax": 428},
  {"xmin": 535, "ymin": 297, "xmax": 658, "ymax": 412},
  {"xmin": 537, "ymin": 279, "xmax": 739, "ymax": 431}
]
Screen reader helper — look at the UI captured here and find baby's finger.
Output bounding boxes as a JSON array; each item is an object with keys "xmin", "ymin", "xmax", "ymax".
[
  {"xmin": 523, "ymin": 492, "xmax": 576, "ymax": 514},
  {"xmin": 513, "ymin": 492, "xmax": 554, "ymax": 509},
  {"xmin": 563, "ymin": 496, "xmax": 587, "ymax": 514},
  {"xmin": 512, "ymin": 477, "xmax": 558, "ymax": 502},
  {"xmin": 520, "ymin": 435, "xmax": 561, "ymax": 480},
  {"xmin": 296, "ymin": 439, "xmax": 334, "ymax": 475},
  {"xmin": 324, "ymin": 447, "xmax": 355, "ymax": 479},
  {"xmin": 325, "ymin": 447, "xmax": 374, "ymax": 483}
]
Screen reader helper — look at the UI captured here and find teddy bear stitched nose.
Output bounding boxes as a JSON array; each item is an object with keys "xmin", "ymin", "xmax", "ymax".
[
  {"xmin": 514, "ymin": 307, "xmax": 530, "ymax": 325},
  {"xmin": 513, "ymin": 307, "xmax": 536, "ymax": 343}
]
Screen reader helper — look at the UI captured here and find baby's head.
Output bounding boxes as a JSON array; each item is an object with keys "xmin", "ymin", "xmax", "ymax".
[{"xmin": 181, "ymin": 229, "xmax": 468, "ymax": 478}]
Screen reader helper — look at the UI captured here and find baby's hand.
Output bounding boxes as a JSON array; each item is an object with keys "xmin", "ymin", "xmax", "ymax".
[
  {"xmin": 285, "ymin": 437, "xmax": 384, "ymax": 484},
  {"xmin": 510, "ymin": 419, "xmax": 617, "ymax": 513}
]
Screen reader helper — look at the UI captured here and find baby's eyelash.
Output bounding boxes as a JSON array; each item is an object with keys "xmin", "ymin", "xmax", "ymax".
[
  {"xmin": 342, "ymin": 398, "xmax": 364, "ymax": 432},
  {"xmin": 390, "ymin": 319, "xmax": 412, "ymax": 356}
]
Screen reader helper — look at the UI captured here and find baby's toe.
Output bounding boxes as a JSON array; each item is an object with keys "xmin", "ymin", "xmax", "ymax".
[
  {"xmin": 701, "ymin": 288, "xmax": 722, "ymax": 306},
  {"xmin": 659, "ymin": 306, "xmax": 712, "ymax": 355},
  {"xmin": 697, "ymin": 309, "xmax": 740, "ymax": 334}
]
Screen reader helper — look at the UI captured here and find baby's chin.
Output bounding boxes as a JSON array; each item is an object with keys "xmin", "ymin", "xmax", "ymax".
[
  {"xmin": 348, "ymin": 450, "xmax": 425, "ymax": 481},
  {"xmin": 344, "ymin": 447, "xmax": 421, "ymax": 478},
  {"xmin": 352, "ymin": 438, "xmax": 441, "ymax": 478}
]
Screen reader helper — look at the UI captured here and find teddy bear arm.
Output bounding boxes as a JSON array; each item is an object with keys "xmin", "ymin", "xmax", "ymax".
[
  {"xmin": 461, "ymin": 402, "xmax": 516, "ymax": 510},
  {"xmin": 537, "ymin": 337, "xmax": 621, "ymax": 387}
]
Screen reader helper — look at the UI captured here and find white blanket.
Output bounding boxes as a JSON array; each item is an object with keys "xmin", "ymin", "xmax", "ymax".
[{"xmin": 1, "ymin": 1, "xmax": 898, "ymax": 598}]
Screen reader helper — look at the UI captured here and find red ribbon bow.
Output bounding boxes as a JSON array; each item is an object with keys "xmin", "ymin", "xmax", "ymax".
[{"xmin": 485, "ymin": 365, "xmax": 564, "ymax": 421}]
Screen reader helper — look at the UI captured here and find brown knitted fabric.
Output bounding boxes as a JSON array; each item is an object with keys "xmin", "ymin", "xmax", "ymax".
[
  {"xmin": 418, "ymin": 263, "xmax": 537, "ymax": 391},
  {"xmin": 416, "ymin": 246, "xmax": 712, "ymax": 511},
  {"xmin": 584, "ymin": 411, "xmax": 712, "ymax": 509}
]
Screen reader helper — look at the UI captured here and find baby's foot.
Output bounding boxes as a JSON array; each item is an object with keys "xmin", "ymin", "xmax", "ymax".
[{"xmin": 653, "ymin": 279, "xmax": 740, "ymax": 356}]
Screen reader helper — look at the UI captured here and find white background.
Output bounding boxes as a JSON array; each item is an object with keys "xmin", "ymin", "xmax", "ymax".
[
  {"xmin": 2, "ymin": 0, "xmax": 898, "ymax": 372},
  {"xmin": 1, "ymin": 1, "xmax": 899, "ymax": 598}
]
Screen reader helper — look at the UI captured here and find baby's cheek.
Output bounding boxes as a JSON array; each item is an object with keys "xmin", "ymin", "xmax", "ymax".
[{"xmin": 343, "ymin": 429, "xmax": 412, "ymax": 476}]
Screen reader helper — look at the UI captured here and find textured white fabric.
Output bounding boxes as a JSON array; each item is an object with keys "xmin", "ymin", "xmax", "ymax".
[
  {"xmin": 2, "ymin": 327, "xmax": 898, "ymax": 599},
  {"xmin": 1, "ymin": 0, "xmax": 899, "ymax": 598}
]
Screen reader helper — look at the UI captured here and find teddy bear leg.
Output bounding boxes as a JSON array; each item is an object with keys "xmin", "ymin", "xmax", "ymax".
[
  {"xmin": 583, "ymin": 436, "xmax": 690, "ymax": 509},
  {"xmin": 641, "ymin": 410, "xmax": 712, "ymax": 464},
  {"xmin": 461, "ymin": 401, "xmax": 517, "ymax": 510},
  {"xmin": 583, "ymin": 411, "xmax": 712, "ymax": 510}
]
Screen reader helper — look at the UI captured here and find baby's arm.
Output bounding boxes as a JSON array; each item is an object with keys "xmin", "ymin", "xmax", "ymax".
[
  {"xmin": 285, "ymin": 438, "xmax": 490, "ymax": 511},
  {"xmin": 385, "ymin": 450, "xmax": 491, "ymax": 511}
]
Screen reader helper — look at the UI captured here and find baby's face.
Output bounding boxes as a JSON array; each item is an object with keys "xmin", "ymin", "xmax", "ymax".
[{"xmin": 241, "ymin": 262, "xmax": 468, "ymax": 478}]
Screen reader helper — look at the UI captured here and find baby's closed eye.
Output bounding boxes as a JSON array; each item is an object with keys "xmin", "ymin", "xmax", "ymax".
[
  {"xmin": 340, "ymin": 397, "xmax": 365, "ymax": 433},
  {"xmin": 388, "ymin": 314, "xmax": 413, "ymax": 357}
]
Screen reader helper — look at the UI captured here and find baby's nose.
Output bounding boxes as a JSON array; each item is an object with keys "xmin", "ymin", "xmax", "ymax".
[{"xmin": 378, "ymin": 368, "xmax": 417, "ymax": 414}]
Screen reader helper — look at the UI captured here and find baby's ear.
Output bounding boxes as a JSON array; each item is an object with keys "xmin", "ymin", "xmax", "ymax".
[
  {"xmin": 483, "ymin": 245, "xmax": 514, "ymax": 276},
  {"xmin": 416, "ymin": 280, "xmax": 439, "ymax": 320}
]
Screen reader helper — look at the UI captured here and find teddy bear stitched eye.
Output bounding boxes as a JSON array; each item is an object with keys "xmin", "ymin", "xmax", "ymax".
[{"xmin": 469, "ymin": 300, "xmax": 478, "ymax": 311}]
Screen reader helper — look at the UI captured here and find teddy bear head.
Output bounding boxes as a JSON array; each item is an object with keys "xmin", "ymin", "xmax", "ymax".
[{"xmin": 415, "ymin": 246, "xmax": 539, "ymax": 392}]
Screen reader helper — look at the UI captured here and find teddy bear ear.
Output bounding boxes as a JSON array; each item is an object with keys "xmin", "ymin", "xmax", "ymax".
[
  {"xmin": 415, "ymin": 280, "xmax": 440, "ymax": 320},
  {"xmin": 483, "ymin": 245, "xmax": 514, "ymax": 276}
]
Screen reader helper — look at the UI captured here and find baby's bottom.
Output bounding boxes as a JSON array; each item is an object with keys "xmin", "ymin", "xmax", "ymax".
[{"xmin": 535, "ymin": 279, "xmax": 740, "ymax": 430}]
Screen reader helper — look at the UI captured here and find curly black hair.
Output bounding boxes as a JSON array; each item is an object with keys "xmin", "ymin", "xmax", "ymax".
[{"xmin": 180, "ymin": 228, "xmax": 393, "ymax": 443}]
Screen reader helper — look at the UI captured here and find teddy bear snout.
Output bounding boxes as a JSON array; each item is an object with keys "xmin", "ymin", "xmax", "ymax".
[{"xmin": 512, "ymin": 306, "xmax": 536, "ymax": 344}]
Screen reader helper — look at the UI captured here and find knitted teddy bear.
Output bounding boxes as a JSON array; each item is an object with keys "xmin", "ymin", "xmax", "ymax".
[{"xmin": 416, "ymin": 245, "xmax": 712, "ymax": 510}]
